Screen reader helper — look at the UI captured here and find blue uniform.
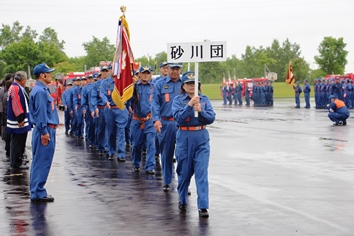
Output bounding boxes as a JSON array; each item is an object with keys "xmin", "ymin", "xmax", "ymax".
[
  {"xmin": 81, "ymin": 82, "xmax": 94, "ymax": 145},
  {"xmin": 268, "ymin": 83, "xmax": 274, "ymax": 106},
  {"xmin": 328, "ymin": 99, "xmax": 350, "ymax": 124},
  {"xmin": 91, "ymin": 79, "xmax": 106, "ymax": 152},
  {"xmin": 101, "ymin": 76, "xmax": 128, "ymax": 158},
  {"xmin": 152, "ymin": 75, "xmax": 167, "ymax": 157},
  {"xmin": 73, "ymin": 86, "xmax": 84, "ymax": 138},
  {"xmin": 221, "ymin": 86, "xmax": 227, "ymax": 105},
  {"xmin": 235, "ymin": 83, "xmax": 243, "ymax": 105},
  {"xmin": 68, "ymin": 86, "xmax": 77, "ymax": 134},
  {"xmin": 29, "ymin": 80, "xmax": 59, "ymax": 199},
  {"xmin": 303, "ymin": 83, "xmax": 311, "ymax": 108},
  {"xmin": 245, "ymin": 85, "xmax": 250, "ymax": 106},
  {"xmin": 130, "ymin": 80, "xmax": 156, "ymax": 170},
  {"xmin": 347, "ymin": 82, "xmax": 353, "ymax": 108},
  {"xmin": 294, "ymin": 85, "xmax": 302, "ymax": 108},
  {"xmin": 152, "ymin": 75, "xmax": 182, "ymax": 186},
  {"xmin": 172, "ymin": 93, "xmax": 216, "ymax": 209},
  {"xmin": 260, "ymin": 85, "xmax": 266, "ymax": 106},
  {"xmin": 61, "ymin": 88, "xmax": 71, "ymax": 133}
]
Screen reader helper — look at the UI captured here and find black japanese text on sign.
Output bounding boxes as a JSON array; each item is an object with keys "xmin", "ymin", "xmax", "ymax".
[{"xmin": 167, "ymin": 41, "xmax": 227, "ymax": 63}]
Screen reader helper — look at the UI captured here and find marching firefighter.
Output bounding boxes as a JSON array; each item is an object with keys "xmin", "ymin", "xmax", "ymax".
[
  {"xmin": 172, "ymin": 71, "xmax": 216, "ymax": 218},
  {"xmin": 130, "ymin": 65, "xmax": 156, "ymax": 174}
]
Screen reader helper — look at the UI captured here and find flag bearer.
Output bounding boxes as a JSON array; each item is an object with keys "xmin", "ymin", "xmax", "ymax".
[{"xmin": 130, "ymin": 66, "xmax": 156, "ymax": 174}]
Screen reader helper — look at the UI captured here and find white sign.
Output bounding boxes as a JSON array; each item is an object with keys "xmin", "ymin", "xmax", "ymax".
[{"xmin": 167, "ymin": 41, "xmax": 227, "ymax": 63}]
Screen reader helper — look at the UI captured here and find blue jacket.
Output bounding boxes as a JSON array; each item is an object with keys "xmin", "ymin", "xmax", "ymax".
[
  {"xmin": 172, "ymin": 93, "xmax": 215, "ymax": 126},
  {"xmin": 81, "ymin": 83, "xmax": 94, "ymax": 112},
  {"xmin": 6, "ymin": 81, "xmax": 31, "ymax": 134},
  {"xmin": 29, "ymin": 80, "xmax": 59, "ymax": 135},
  {"xmin": 303, "ymin": 84, "xmax": 311, "ymax": 93},
  {"xmin": 152, "ymin": 75, "xmax": 182, "ymax": 122},
  {"xmin": 73, "ymin": 86, "xmax": 83, "ymax": 108},
  {"xmin": 91, "ymin": 79, "xmax": 104, "ymax": 110},
  {"xmin": 100, "ymin": 76, "xmax": 117, "ymax": 106},
  {"xmin": 61, "ymin": 89, "xmax": 70, "ymax": 107},
  {"xmin": 131, "ymin": 80, "xmax": 154, "ymax": 117}
]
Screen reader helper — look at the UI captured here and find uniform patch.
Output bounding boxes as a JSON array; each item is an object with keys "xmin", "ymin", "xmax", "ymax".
[{"xmin": 164, "ymin": 86, "xmax": 169, "ymax": 89}]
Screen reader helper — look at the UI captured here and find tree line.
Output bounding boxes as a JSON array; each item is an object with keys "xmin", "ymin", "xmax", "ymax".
[{"xmin": 0, "ymin": 21, "xmax": 349, "ymax": 84}]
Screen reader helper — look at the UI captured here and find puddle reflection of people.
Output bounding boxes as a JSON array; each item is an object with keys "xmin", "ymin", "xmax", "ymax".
[
  {"xmin": 3, "ymin": 168, "xmax": 30, "ymax": 234},
  {"xmin": 30, "ymin": 202, "xmax": 49, "ymax": 235}
]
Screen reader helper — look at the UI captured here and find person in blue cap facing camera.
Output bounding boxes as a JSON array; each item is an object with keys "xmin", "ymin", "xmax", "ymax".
[
  {"xmin": 293, "ymin": 81, "xmax": 302, "ymax": 108},
  {"xmin": 327, "ymin": 95, "xmax": 350, "ymax": 125},
  {"xmin": 152, "ymin": 61, "xmax": 169, "ymax": 85},
  {"xmin": 129, "ymin": 65, "xmax": 156, "ymax": 174},
  {"xmin": 29, "ymin": 63, "xmax": 59, "ymax": 202},
  {"xmin": 152, "ymin": 62, "xmax": 183, "ymax": 192},
  {"xmin": 172, "ymin": 71, "xmax": 215, "ymax": 218},
  {"xmin": 73, "ymin": 77, "xmax": 84, "ymax": 139},
  {"xmin": 303, "ymin": 79, "xmax": 311, "ymax": 108}
]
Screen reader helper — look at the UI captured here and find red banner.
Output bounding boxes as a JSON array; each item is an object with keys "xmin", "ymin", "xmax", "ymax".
[{"xmin": 286, "ymin": 61, "xmax": 295, "ymax": 85}]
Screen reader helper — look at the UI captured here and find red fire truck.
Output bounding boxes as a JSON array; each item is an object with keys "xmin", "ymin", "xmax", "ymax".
[
  {"xmin": 55, "ymin": 72, "xmax": 86, "ymax": 110},
  {"xmin": 324, "ymin": 73, "xmax": 354, "ymax": 81}
]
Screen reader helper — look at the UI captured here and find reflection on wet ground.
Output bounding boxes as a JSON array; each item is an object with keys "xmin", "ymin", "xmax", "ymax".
[{"xmin": 0, "ymin": 98, "xmax": 353, "ymax": 235}]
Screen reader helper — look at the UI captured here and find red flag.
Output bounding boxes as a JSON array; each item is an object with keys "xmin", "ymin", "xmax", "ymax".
[
  {"xmin": 286, "ymin": 61, "xmax": 295, "ymax": 85},
  {"xmin": 111, "ymin": 16, "xmax": 134, "ymax": 109}
]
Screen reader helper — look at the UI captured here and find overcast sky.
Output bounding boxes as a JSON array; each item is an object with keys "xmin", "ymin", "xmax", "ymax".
[{"xmin": 1, "ymin": 0, "xmax": 354, "ymax": 73}]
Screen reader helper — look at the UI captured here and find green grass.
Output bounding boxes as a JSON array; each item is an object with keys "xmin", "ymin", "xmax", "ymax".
[{"xmin": 202, "ymin": 82, "xmax": 295, "ymax": 100}]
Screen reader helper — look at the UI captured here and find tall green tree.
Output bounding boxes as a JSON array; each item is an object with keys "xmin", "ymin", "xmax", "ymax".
[
  {"xmin": 82, "ymin": 36, "xmax": 115, "ymax": 68},
  {"xmin": 0, "ymin": 37, "xmax": 41, "ymax": 73},
  {"xmin": 314, "ymin": 37, "xmax": 348, "ymax": 75},
  {"xmin": 266, "ymin": 39, "xmax": 302, "ymax": 82},
  {"xmin": 39, "ymin": 27, "xmax": 65, "ymax": 51},
  {"xmin": 290, "ymin": 57, "xmax": 310, "ymax": 83},
  {"xmin": 199, "ymin": 61, "xmax": 222, "ymax": 84},
  {"xmin": 0, "ymin": 21, "xmax": 23, "ymax": 49}
]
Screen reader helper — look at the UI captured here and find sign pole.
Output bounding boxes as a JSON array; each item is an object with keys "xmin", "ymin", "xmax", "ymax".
[{"xmin": 194, "ymin": 62, "xmax": 199, "ymax": 117}]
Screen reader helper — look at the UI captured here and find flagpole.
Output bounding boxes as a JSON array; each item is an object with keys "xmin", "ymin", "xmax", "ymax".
[{"xmin": 194, "ymin": 62, "xmax": 199, "ymax": 117}]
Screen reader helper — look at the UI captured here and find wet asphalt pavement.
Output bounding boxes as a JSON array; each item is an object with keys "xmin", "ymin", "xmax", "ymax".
[{"xmin": 0, "ymin": 98, "xmax": 353, "ymax": 236}]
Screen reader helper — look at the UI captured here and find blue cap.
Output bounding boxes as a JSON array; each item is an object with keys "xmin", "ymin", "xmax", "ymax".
[
  {"xmin": 101, "ymin": 66, "xmax": 108, "ymax": 71},
  {"xmin": 160, "ymin": 61, "xmax": 168, "ymax": 68},
  {"xmin": 304, "ymin": 79, "xmax": 308, "ymax": 82},
  {"xmin": 328, "ymin": 95, "xmax": 337, "ymax": 99},
  {"xmin": 33, "ymin": 63, "xmax": 55, "ymax": 75},
  {"xmin": 168, "ymin": 62, "xmax": 182, "ymax": 68},
  {"xmin": 139, "ymin": 65, "xmax": 153, "ymax": 73},
  {"xmin": 92, "ymin": 72, "xmax": 98, "ymax": 79},
  {"xmin": 181, "ymin": 71, "xmax": 200, "ymax": 84},
  {"xmin": 107, "ymin": 63, "xmax": 112, "ymax": 70},
  {"xmin": 72, "ymin": 78, "xmax": 76, "ymax": 82},
  {"xmin": 296, "ymin": 81, "xmax": 300, "ymax": 84},
  {"xmin": 87, "ymin": 74, "xmax": 93, "ymax": 78}
]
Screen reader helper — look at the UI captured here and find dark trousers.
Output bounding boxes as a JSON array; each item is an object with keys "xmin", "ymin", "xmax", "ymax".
[{"xmin": 10, "ymin": 132, "xmax": 28, "ymax": 168}]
